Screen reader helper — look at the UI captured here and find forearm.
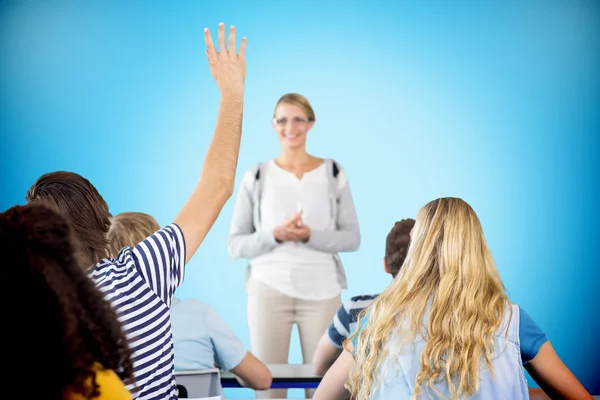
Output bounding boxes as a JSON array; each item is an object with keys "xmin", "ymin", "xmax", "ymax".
[
  {"xmin": 228, "ymin": 229, "xmax": 277, "ymax": 260},
  {"xmin": 312, "ymin": 334, "xmax": 343, "ymax": 376},
  {"xmin": 174, "ymin": 90, "xmax": 244, "ymax": 263},
  {"xmin": 307, "ymin": 228, "xmax": 360, "ymax": 253},
  {"xmin": 199, "ymin": 91, "xmax": 244, "ymax": 193}
]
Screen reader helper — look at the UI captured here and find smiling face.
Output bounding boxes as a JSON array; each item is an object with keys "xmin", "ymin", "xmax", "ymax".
[{"xmin": 272, "ymin": 94, "xmax": 316, "ymax": 151}]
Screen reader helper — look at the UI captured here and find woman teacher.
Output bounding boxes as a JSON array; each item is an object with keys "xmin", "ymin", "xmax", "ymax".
[{"xmin": 227, "ymin": 93, "xmax": 361, "ymax": 397}]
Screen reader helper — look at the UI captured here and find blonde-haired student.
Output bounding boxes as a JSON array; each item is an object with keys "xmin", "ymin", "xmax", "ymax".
[{"xmin": 314, "ymin": 197, "xmax": 592, "ymax": 400}]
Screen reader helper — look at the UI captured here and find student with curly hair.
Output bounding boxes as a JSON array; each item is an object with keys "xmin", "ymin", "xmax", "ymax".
[
  {"xmin": 312, "ymin": 218, "xmax": 415, "ymax": 376},
  {"xmin": 314, "ymin": 198, "xmax": 592, "ymax": 400},
  {"xmin": 0, "ymin": 203, "xmax": 134, "ymax": 399}
]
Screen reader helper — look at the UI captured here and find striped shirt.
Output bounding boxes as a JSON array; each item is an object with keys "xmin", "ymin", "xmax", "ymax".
[
  {"xmin": 327, "ymin": 294, "xmax": 379, "ymax": 348},
  {"xmin": 91, "ymin": 224, "xmax": 186, "ymax": 400}
]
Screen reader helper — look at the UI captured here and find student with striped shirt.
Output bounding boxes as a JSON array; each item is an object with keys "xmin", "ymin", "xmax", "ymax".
[
  {"xmin": 312, "ymin": 218, "xmax": 415, "ymax": 376},
  {"xmin": 24, "ymin": 23, "xmax": 247, "ymax": 400}
]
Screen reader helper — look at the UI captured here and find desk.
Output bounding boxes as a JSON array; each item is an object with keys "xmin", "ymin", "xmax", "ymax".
[{"xmin": 221, "ymin": 364, "xmax": 321, "ymax": 389}]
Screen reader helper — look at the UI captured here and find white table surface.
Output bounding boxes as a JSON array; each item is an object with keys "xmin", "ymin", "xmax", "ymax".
[{"xmin": 221, "ymin": 363, "xmax": 320, "ymax": 380}]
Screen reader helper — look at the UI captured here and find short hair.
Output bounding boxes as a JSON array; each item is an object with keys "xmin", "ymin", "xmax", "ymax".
[
  {"xmin": 25, "ymin": 171, "xmax": 112, "ymax": 267},
  {"xmin": 107, "ymin": 212, "xmax": 161, "ymax": 258},
  {"xmin": 274, "ymin": 93, "xmax": 316, "ymax": 122},
  {"xmin": 385, "ymin": 218, "xmax": 416, "ymax": 278},
  {"xmin": 0, "ymin": 203, "xmax": 134, "ymax": 399}
]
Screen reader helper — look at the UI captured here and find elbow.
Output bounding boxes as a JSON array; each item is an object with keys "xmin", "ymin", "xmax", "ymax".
[
  {"xmin": 313, "ymin": 362, "xmax": 329, "ymax": 377},
  {"xmin": 206, "ymin": 174, "xmax": 234, "ymax": 202},
  {"xmin": 348, "ymin": 230, "xmax": 361, "ymax": 252},
  {"xmin": 253, "ymin": 371, "xmax": 273, "ymax": 391},
  {"xmin": 226, "ymin": 237, "xmax": 238, "ymax": 259},
  {"xmin": 217, "ymin": 180, "xmax": 234, "ymax": 201}
]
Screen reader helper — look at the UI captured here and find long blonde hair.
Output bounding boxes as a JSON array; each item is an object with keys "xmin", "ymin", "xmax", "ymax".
[
  {"xmin": 346, "ymin": 198, "xmax": 510, "ymax": 400},
  {"xmin": 107, "ymin": 212, "xmax": 160, "ymax": 258}
]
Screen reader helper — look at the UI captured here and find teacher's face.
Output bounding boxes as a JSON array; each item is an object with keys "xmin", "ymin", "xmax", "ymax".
[{"xmin": 272, "ymin": 103, "xmax": 314, "ymax": 150}]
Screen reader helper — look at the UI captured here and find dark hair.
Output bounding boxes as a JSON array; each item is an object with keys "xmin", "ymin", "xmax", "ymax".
[
  {"xmin": 385, "ymin": 218, "xmax": 416, "ymax": 278},
  {"xmin": 0, "ymin": 203, "xmax": 134, "ymax": 399},
  {"xmin": 25, "ymin": 171, "xmax": 112, "ymax": 267}
]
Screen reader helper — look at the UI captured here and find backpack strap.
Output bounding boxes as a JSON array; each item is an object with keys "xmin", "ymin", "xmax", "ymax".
[
  {"xmin": 251, "ymin": 162, "xmax": 268, "ymax": 225},
  {"xmin": 332, "ymin": 160, "xmax": 340, "ymax": 178}
]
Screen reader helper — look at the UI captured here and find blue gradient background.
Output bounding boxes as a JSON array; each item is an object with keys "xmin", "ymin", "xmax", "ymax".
[{"xmin": 1, "ymin": 0, "xmax": 598, "ymax": 397}]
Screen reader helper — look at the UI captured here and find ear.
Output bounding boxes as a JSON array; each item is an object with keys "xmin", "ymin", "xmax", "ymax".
[
  {"xmin": 383, "ymin": 257, "xmax": 391, "ymax": 275},
  {"xmin": 308, "ymin": 120, "xmax": 315, "ymax": 130}
]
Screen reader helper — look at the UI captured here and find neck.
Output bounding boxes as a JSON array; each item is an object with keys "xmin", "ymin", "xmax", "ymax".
[{"xmin": 278, "ymin": 146, "xmax": 310, "ymax": 167}]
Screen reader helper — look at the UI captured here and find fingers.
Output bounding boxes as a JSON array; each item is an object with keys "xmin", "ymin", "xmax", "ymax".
[
  {"xmin": 204, "ymin": 27, "xmax": 217, "ymax": 59},
  {"xmin": 217, "ymin": 22, "xmax": 227, "ymax": 54},
  {"xmin": 228, "ymin": 25, "xmax": 236, "ymax": 56},
  {"xmin": 239, "ymin": 37, "xmax": 247, "ymax": 57},
  {"xmin": 285, "ymin": 213, "xmax": 302, "ymax": 227}
]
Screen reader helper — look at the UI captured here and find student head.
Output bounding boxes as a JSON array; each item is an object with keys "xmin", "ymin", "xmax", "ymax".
[
  {"xmin": 0, "ymin": 203, "xmax": 134, "ymax": 399},
  {"xmin": 383, "ymin": 218, "xmax": 415, "ymax": 278},
  {"xmin": 107, "ymin": 212, "xmax": 161, "ymax": 257},
  {"xmin": 25, "ymin": 171, "xmax": 112, "ymax": 268},
  {"xmin": 272, "ymin": 93, "xmax": 315, "ymax": 151},
  {"xmin": 347, "ymin": 197, "xmax": 509, "ymax": 400}
]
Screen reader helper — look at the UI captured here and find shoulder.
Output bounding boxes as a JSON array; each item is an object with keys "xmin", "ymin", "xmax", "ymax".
[
  {"xmin": 241, "ymin": 161, "xmax": 271, "ymax": 187},
  {"xmin": 324, "ymin": 158, "xmax": 351, "ymax": 190},
  {"xmin": 340, "ymin": 294, "xmax": 378, "ymax": 324},
  {"xmin": 346, "ymin": 294, "xmax": 378, "ymax": 310},
  {"xmin": 515, "ymin": 304, "xmax": 549, "ymax": 363},
  {"xmin": 63, "ymin": 365, "xmax": 131, "ymax": 400},
  {"xmin": 175, "ymin": 298, "xmax": 212, "ymax": 314},
  {"xmin": 93, "ymin": 367, "xmax": 131, "ymax": 399},
  {"xmin": 91, "ymin": 250, "xmax": 135, "ymax": 281}
]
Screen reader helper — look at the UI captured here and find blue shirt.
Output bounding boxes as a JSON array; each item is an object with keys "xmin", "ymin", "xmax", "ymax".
[
  {"xmin": 171, "ymin": 298, "xmax": 248, "ymax": 372},
  {"xmin": 92, "ymin": 224, "xmax": 186, "ymax": 400}
]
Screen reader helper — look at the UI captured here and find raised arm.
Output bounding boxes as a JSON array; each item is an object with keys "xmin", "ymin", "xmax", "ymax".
[{"xmin": 174, "ymin": 23, "xmax": 247, "ymax": 264}]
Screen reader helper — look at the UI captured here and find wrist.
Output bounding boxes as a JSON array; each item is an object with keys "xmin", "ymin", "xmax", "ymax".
[
  {"xmin": 273, "ymin": 229, "xmax": 282, "ymax": 243},
  {"xmin": 220, "ymin": 88, "xmax": 244, "ymax": 102},
  {"xmin": 302, "ymin": 228, "xmax": 311, "ymax": 243}
]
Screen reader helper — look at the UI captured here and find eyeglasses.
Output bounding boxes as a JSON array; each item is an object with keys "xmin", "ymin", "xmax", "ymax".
[{"xmin": 273, "ymin": 117, "xmax": 312, "ymax": 126}]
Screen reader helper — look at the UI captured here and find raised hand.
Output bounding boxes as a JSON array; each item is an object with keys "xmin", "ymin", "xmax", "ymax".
[{"xmin": 204, "ymin": 22, "xmax": 247, "ymax": 94}]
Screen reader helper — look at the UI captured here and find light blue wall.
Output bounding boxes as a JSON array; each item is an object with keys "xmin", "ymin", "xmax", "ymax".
[{"xmin": 1, "ymin": 0, "xmax": 598, "ymax": 397}]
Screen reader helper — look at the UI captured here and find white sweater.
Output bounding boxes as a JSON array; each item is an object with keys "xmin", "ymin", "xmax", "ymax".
[{"xmin": 250, "ymin": 161, "xmax": 341, "ymax": 300}]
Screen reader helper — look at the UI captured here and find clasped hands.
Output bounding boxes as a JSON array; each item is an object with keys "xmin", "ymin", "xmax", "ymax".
[{"xmin": 273, "ymin": 211, "xmax": 311, "ymax": 243}]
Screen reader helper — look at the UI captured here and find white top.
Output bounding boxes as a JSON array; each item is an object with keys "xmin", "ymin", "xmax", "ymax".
[{"xmin": 250, "ymin": 160, "xmax": 341, "ymax": 300}]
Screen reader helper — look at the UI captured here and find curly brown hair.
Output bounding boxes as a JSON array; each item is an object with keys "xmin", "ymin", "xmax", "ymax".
[
  {"xmin": 0, "ymin": 203, "xmax": 134, "ymax": 399},
  {"xmin": 385, "ymin": 218, "xmax": 416, "ymax": 278}
]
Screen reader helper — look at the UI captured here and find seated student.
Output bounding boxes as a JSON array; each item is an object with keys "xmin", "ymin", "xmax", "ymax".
[
  {"xmin": 312, "ymin": 218, "xmax": 415, "ymax": 376},
  {"xmin": 314, "ymin": 198, "xmax": 593, "ymax": 400},
  {"xmin": 1, "ymin": 203, "xmax": 133, "ymax": 400},
  {"xmin": 24, "ymin": 23, "xmax": 247, "ymax": 400},
  {"xmin": 108, "ymin": 211, "xmax": 273, "ymax": 391}
]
